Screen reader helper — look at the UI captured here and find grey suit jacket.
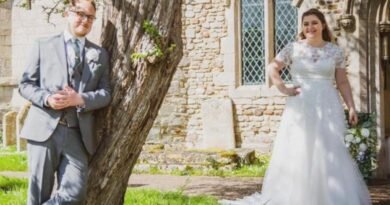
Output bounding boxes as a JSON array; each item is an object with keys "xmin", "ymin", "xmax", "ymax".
[{"xmin": 19, "ymin": 33, "xmax": 111, "ymax": 155}]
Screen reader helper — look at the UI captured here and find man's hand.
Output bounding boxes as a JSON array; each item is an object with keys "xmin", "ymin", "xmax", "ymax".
[
  {"xmin": 47, "ymin": 86, "xmax": 85, "ymax": 110},
  {"xmin": 47, "ymin": 90, "xmax": 69, "ymax": 110},
  {"xmin": 63, "ymin": 86, "xmax": 85, "ymax": 107}
]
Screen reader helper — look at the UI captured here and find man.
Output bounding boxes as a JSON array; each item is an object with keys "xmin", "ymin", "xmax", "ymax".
[{"xmin": 19, "ymin": 0, "xmax": 111, "ymax": 204}]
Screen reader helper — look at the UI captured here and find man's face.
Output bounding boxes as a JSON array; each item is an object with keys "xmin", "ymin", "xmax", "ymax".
[{"xmin": 65, "ymin": 1, "xmax": 96, "ymax": 37}]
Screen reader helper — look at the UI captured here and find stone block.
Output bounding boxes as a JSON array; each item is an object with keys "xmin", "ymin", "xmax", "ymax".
[
  {"xmin": 192, "ymin": 0, "xmax": 211, "ymax": 4},
  {"xmin": 236, "ymin": 149, "xmax": 256, "ymax": 165},
  {"xmin": 0, "ymin": 83, "xmax": 14, "ymax": 103},
  {"xmin": 2, "ymin": 110, "xmax": 17, "ymax": 146},
  {"xmin": 185, "ymin": 28, "xmax": 196, "ymax": 38},
  {"xmin": 198, "ymin": 98, "xmax": 235, "ymax": 149},
  {"xmin": 16, "ymin": 102, "xmax": 31, "ymax": 151}
]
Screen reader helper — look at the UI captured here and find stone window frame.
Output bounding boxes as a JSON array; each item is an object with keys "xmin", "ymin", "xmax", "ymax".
[{"xmin": 216, "ymin": 0, "xmax": 298, "ymax": 99}]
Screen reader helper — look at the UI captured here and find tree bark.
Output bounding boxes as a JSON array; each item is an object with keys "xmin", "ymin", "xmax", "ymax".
[{"xmin": 84, "ymin": 0, "xmax": 183, "ymax": 204}]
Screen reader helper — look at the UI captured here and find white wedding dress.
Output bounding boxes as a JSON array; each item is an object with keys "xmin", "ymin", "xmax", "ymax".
[{"xmin": 220, "ymin": 41, "xmax": 372, "ymax": 205}]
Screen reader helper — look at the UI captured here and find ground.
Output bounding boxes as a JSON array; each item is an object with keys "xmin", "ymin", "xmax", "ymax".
[
  {"xmin": 129, "ymin": 174, "xmax": 390, "ymax": 204},
  {"xmin": 1, "ymin": 172, "xmax": 389, "ymax": 204}
]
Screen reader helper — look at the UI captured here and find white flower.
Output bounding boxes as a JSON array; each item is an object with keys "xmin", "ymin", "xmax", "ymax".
[
  {"xmin": 354, "ymin": 137, "xmax": 361, "ymax": 144},
  {"xmin": 86, "ymin": 48, "xmax": 100, "ymax": 63},
  {"xmin": 345, "ymin": 134, "xmax": 354, "ymax": 142},
  {"xmin": 359, "ymin": 143, "xmax": 368, "ymax": 152},
  {"xmin": 361, "ymin": 128, "xmax": 370, "ymax": 138}
]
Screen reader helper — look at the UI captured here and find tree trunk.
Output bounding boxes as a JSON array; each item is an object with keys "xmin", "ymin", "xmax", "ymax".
[{"xmin": 84, "ymin": 0, "xmax": 183, "ymax": 204}]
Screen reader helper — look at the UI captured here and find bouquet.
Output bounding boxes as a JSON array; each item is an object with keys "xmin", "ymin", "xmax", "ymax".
[{"xmin": 344, "ymin": 112, "xmax": 377, "ymax": 179}]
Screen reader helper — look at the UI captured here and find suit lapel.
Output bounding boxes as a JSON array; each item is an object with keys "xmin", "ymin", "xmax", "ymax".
[
  {"xmin": 79, "ymin": 40, "xmax": 92, "ymax": 93},
  {"xmin": 54, "ymin": 33, "xmax": 69, "ymax": 86}
]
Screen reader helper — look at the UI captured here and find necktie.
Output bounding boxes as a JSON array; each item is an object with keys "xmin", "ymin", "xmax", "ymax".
[
  {"xmin": 71, "ymin": 38, "xmax": 81, "ymax": 69},
  {"xmin": 69, "ymin": 38, "xmax": 82, "ymax": 89}
]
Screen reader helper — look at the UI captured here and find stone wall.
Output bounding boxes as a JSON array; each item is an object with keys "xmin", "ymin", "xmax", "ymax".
[
  {"xmin": 148, "ymin": 0, "xmax": 290, "ymax": 153},
  {"xmin": 148, "ymin": 0, "xmax": 357, "ymax": 154},
  {"xmin": 0, "ymin": 0, "xmax": 14, "ymax": 129},
  {"xmin": 148, "ymin": 0, "xmax": 232, "ymax": 149},
  {"xmin": 0, "ymin": 0, "xmax": 12, "ymax": 78}
]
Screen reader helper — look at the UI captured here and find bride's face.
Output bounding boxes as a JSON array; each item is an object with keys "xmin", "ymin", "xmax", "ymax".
[{"xmin": 302, "ymin": 15, "xmax": 324, "ymax": 40}]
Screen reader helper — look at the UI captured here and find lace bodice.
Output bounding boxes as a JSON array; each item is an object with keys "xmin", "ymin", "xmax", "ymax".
[{"xmin": 275, "ymin": 41, "xmax": 346, "ymax": 80}]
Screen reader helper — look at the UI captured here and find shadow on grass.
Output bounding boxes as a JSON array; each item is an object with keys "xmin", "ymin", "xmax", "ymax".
[
  {"xmin": 129, "ymin": 183, "xmax": 147, "ymax": 188},
  {"xmin": 183, "ymin": 178, "xmax": 261, "ymax": 200},
  {"xmin": 0, "ymin": 176, "xmax": 27, "ymax": 192}
]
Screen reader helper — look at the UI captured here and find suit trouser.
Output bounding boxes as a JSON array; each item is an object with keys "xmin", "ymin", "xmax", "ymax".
[{"xmin": 27, "ymin": 124, "xmax": 89, "ymax": 205}]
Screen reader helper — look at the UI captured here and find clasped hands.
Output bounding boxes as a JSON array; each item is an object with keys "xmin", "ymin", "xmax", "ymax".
[{"xmin": 47, "ymin": 85, "xmax": 85, "ymax": 110}]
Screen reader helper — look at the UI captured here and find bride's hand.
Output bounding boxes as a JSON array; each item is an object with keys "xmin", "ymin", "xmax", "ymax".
[
  {"xmin": 281, "ymin": 85, "xmax": 301, "ymax": 96},
  {"xmin": 348, "ymin": 109, "xmax": 358, "ymax": 126}
]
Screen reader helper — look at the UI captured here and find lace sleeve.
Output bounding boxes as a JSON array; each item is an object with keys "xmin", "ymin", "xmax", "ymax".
[
  {"xmin": 335, "ymin": 47, "xmax": 346, "ymax": 69},
  {"xmin": 275, "ymin": 42, "xmax": 293, "ymax": 65}
]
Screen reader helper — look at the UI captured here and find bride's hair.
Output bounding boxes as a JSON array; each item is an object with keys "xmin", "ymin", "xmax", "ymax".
[{"xmin": 297, "ymin": 8, "xmax": 335, "ymax": 42}]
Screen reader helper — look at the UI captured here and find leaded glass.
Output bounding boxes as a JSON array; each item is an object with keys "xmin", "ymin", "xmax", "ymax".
[
  {"xmin": 275, "ymin": 0, "xmax": 298, "ymax": 82},
  {"xmin": 241, "ymin": 0, "xmax": 265, "ymax": 85}
]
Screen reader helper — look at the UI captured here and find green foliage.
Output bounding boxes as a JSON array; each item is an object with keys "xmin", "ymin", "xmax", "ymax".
[
  {"xmin": 254, "ymin": 154, "xmax": 270, "ymax": 167},
  {"xmin": 143, "ymin": 20, "xmax": 161, "ymax": 39},
  {"xmin": 15, "ymin": 0, "xmax": 71, "ymax": 23},
  {"xmin": 0, "ymin": 176, "xmax": 28, "ymax": 205},
  {"xmin": 206, "ymin": 157, "xmax": 223, "ymax": 170},
  {"xmin": 134, "ymin": 155, "xmax": 271, "ymax": 177},
  {"xmin": 230, "ymin": 165, "xmax": 268, "ymax": 177},
  {"xmin": 125, "ymin": 188, "xmax": 218, "ymax": 205},
  {"xmin": 148, "ymin": 166, "xmax": 164, "ymax": 175},
  {"xmin": 15, "ymin": 0, "xmax": 31, "ymax": 9},
  {"xmin": 344, "ymin": 112, "xmax": 377, "ymax": 179},
  {"xmin": 0, "ymin": 177, "xmax": 218, "ymax": 205},
  {"xmin": 131, "ymin": 20, "xmax": 176, "ymax": 61},
  {"xmin": 219, "ymin": 150, "xmax": 238, "ymax": 158},
  {"xmin": 167, "ymin": 44, "xmax": 177, "ymax": 53},
  {"xmin": 0, "ymin": 146, "xmax": 18, "ymax": 153},
  {"xmin": 0, "ymin": 145, "xmax": 270, "ymax": 177},
  {"xmin": 0, "ymin": 147, "xmax": 28, "ymax": 172}
]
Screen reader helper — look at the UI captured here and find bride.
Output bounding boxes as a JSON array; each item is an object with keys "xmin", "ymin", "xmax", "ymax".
[{"xmin": 220, "ymin": 8, "xmax": 372, "ymax": 205}]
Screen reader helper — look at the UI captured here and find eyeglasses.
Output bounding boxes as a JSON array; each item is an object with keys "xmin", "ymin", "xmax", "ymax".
[{"xmin": 69, "ymin": 10, "xmax": 96, "ymax": 22}]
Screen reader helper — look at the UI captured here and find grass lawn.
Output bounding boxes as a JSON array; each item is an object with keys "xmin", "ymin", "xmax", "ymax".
[
  {"xmin": 0, "ymin": 146, "xmax": 266, "ymax": 204},
  {"xmin": 0, "ymin": 176, "xmax": 28, "ymax": 205},
  {"xmin": 139, "ymin": 163, "xmax": 268, "ymax": 177},
  {"xmin": 0, "ymin": 146, "xmax": 269, "ymax": 177},
  {"xmin": 0, "ymin": 176, "xmax": 218, "ymax": 205},
  {"xmin": 136, "ymin": 155, "xmax": 270, "ymax": 177},
  {"xmin": 0, "ymin": 147, "xmax": 27, "ymax": 172},
  {"xmin": 125, "ymin": 189, "xmax": 218, "ymax": 205}
]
